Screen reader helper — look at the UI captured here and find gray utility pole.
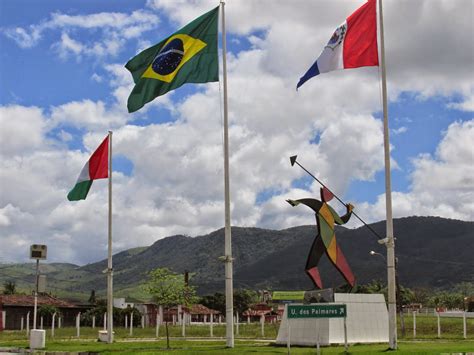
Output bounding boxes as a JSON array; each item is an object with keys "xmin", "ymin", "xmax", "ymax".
[
  {"xmin": 220, "ymin": 0, "xmax": 234, "ymax": 348},
  {"xmin": 378, "ymin": 0, "xmax": 397, "ymax": 349}
]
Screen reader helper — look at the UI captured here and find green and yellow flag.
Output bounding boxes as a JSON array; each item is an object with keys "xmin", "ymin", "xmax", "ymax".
[{"xmin": 126, "ymin": 6, "xmax": 219, "ymax": 113}]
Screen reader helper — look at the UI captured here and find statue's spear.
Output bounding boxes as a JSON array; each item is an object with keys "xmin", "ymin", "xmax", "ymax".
[{"xmin": 290, "ymin": 155, "xmax": 382, "ymax": 240}]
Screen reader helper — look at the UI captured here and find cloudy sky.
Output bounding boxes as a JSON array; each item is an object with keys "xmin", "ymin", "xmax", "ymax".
[{"xmin": 0, "ymin": 0, "xmax": 472, "ymax": 265}]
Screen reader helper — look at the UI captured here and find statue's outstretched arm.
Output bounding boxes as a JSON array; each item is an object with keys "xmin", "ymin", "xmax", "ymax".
[{"xmin": 286, "ymin": 198, "xmax": 323, "ymax": 213}]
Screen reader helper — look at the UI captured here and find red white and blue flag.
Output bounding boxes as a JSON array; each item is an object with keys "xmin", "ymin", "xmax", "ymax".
[{"xmin": 297, "ymin": 0, "xmax": 379, "ymax": 89}]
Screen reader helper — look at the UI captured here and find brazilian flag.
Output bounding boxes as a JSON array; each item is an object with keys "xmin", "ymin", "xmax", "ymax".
[{"xmin": 126, "ymin": 7, "xmax": 219, "ymax": 113}]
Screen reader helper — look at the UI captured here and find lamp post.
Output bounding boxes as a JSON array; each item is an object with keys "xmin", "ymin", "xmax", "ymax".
[
  {"xmin": 29, "ymin": 244, "xmax": 47, "ymax": 349},
  {"xmin": 369, "ymin": 251, "xmax": 404, "ymax": 337},
  {"xmin": 30, "ymin": 245, "xmax": 47, "ymax": 329},
  {"xmin": 369, "ymin": 250, "xmax": 384, "ymax": 259}
]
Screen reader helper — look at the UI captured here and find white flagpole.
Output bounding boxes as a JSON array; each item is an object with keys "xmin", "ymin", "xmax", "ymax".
[
  {"xmin": 220, "ymin": 0, "xmax": 234, "ymax": 348},
  {"xmin": 107, "ymin": 130, "xmax": 114, "ymax": 344},
  {"xmin": 378, "ymin": 0, "xmax": 397, "ymax": 349}
]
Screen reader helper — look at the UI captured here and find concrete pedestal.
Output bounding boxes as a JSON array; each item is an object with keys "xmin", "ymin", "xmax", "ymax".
[
  {"xmin": 98, "ymin": 330, "xmax": 115, "ymax": 342},
  {"xmin": 30, "ymin": 329, "xmax": 46, "ymax": 349},
  {"xmin": 277, "ymin": 293, "xmax": 389, "ymax": 346}
]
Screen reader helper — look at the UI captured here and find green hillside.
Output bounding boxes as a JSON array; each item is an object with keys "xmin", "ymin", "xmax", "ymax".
[{"xmin": 1, "ymin": 217, "xmax": 472, "ymax": 302}]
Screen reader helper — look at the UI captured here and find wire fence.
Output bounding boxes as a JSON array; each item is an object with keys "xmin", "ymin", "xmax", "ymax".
[{"xmin": 1, "ymin": 312, "xmax": 473, "ymax": 342}]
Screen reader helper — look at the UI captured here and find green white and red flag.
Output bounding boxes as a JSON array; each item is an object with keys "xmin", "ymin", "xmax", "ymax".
[{"xmin": 67, "ymin": 135, "xmax": 109, "ymax": 201}]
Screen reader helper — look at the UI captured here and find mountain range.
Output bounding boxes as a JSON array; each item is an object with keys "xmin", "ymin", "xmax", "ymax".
[{"xmin": 1, "ymin": 216, "xmax": 472, "ymax": 301}]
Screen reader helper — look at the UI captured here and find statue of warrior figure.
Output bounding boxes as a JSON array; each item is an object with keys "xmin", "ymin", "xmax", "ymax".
[{"xmin": 287, "ymin": 187, "xmax": 355, "ymax": 289}]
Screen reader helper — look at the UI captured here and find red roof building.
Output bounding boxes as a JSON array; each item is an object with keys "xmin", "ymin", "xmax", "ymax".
[
  {"xmin": 0, "ymin": 294, "xmax": 88, "ymax": 330},
  {"xmin": 242, "ymin": 303, "xmax": 279, "ymax": 323},
  {"xmin": 158, "ymin": 304, "xmax": 221, "ymax": 324},
  {"xmin": 188, "ymin": 304, "xmax": 220, "ymax": 323}
]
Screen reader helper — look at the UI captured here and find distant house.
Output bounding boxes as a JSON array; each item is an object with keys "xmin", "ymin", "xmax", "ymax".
[
  {"xmin": 113, "ymin": 298, "xmax": 158, "ymax": 327},
  {"xmin": 242, "ymin": 303, "xmax": 278, "ymax": 323},
  {"xmin": 188, "ymin": 304, "xmax": 220, "ymax": 323},
  {"xmin": 134, "ymin": 302, "xmax": 158, "ymax": 327},
  {"xmin": 113, "ymin": 297, "xmax": 135, "ymax": 309},
  {"xmin": 0, "ymin": 294, "xmax": 89, "ymax": 330},
  {"xmin": 157, "ymin": 304, "xmax": 221, "ymax": 324},
  {"xmin": 113, "ymin": 299, "xmax": 221, "ymax": 326}
]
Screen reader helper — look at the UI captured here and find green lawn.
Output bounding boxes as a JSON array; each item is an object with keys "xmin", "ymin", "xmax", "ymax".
[
  {"xmin": 1, "ymin": 315, "xmax": 474, "ymax": 354},
  {"xmin": 1, "ymin": 339, "xmax": 474, "ymax": 354}
]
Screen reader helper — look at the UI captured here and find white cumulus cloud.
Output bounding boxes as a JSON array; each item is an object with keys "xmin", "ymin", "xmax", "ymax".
[{"xmin": 1, "ymin": 0, "xmax": 472, "ymax": 265}]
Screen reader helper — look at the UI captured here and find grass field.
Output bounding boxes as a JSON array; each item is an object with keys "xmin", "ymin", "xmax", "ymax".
[
  {"xmin": 1, "ymin": 338, "xmax": 473, "ymax": 354},
  {"xmin": 397, "ymin": 313, "xmax": 474, "ymax": 340},
  {"xmin": 1, "ymin": 315, "xmax": 473, "ymax": 354}
]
